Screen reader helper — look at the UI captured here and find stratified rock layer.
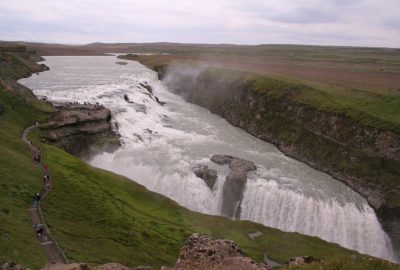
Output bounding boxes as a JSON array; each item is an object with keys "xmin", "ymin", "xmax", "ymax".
[{"xmin": 41, "ymin": 103, "xmax": 120, "ymax": 156}]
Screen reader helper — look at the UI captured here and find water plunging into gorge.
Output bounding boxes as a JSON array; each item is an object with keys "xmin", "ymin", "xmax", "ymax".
[{"xmin": 20, "ymin": 56, "xmax": 397, "ymax": 262}]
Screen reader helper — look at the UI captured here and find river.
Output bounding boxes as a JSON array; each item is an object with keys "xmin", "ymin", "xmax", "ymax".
[{"xmin": 19, "ymin": 56, "xmax": 396, "ymax": 262}]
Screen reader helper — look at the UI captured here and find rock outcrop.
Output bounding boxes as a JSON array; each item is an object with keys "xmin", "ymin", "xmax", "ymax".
[
  {"xmin": 162, "ymin": 233, "xmax": 270, "ymax": 270},
  {"xmin": 193, "ymin": 165, "xmax": 218, "ymax": 189},
  {"xmin": 40, "ymin": 103, "xmax": 120, "ymax": 157},
  {"xmin": 211, "ymin": 155, "xmax": 256, "ymax": 218},
  {"xmin": 1, "ymin": 261, "xmax": 30, "ymax": 270},
  {"xmin": 211, "ymin": 155, "xmax": 256, "ymax": 173}
]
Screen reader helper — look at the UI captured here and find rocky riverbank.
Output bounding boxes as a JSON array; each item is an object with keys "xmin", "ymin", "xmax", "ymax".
[
  {"xmin": 142, "ymin": 62, "xmax": 400, "ymax": 254},
  {"xmin": 39, "ymin": 103, "xmax": 120, "ymax": 157}
]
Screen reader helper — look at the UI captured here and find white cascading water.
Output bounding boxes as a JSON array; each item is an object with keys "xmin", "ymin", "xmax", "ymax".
[{"xmin": 20, "ymin": 56, "xmax": 397, "ymax": 262}]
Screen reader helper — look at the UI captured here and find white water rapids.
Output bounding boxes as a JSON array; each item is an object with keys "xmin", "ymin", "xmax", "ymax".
[{"xmin": 20, "ymin": 56, "xmax": 397, "ymax": 262}]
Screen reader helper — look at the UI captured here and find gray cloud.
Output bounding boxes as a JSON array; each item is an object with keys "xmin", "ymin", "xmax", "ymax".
[{"xmin": 0, "ymin": 0, "xmax": 399, "ymax": 47}]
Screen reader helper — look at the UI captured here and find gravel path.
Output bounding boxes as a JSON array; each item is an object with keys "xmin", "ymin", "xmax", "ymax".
[{"xmin": 23, "ymin": 124, "xmax": 68, "ymax": 264}]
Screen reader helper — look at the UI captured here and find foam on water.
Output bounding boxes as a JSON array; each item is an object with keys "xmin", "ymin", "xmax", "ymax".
[{"xmin": 19, "ymin": 56, "xmax": 397, "ymax": 262}]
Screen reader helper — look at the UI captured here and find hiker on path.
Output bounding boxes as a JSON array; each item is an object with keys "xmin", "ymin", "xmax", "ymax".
[
  {"xmin": 33, "ymin": 192, "xmax": 40, "ymax": 208},
  {"xmin": 36, "ymin": 226, "xmax": 44, "ymax": 238}
]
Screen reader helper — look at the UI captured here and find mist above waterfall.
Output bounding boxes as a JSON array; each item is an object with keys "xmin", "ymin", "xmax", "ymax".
[{"xmin": 20, "ymin": 56, "xmax": 397, "ymax": 262}]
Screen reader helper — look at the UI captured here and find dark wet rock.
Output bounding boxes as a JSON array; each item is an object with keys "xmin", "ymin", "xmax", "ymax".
[
  {"xmin": 221, "ymin": 172, "xmax": 247, "ymax": 218},
  {"xmin": 229, "ymin": 157, "xmax": 257, "ymax": 173},
  {"xmin": 288, "ymin": 256, "xmax": 319, "ymax": 267},
  {"xmin": 194, "ymin": 165, "xmax": 218, "ymax": 189},
  {"xmin": 40, "ymin": 63, "xmax": 50, "ymax": 71},
  {"xmin": 1, "ymin": 261, "xmax": 29, "ymax": 270},
  {"xmin": 123, "ymin": 94, "xmax": 132, "ymax": 103},
  {"xmin": 211, "ymin": 155, "xmax": 256, "ymax": 173},
  {"xmin": 140, "ymin": 83, "xmax": 153, "ymax": 94},
  {"xmin": 165, "ymin": 233, "xmax": 270, "ymax": 270},
  {"xmin": 210, "ymin": 154, "xmax": 231, "ymax": 165},
  {"xmin": 116, "ymin": 61, "xmax": 128, "ymax": 65},
  {"xmin": 155, "ymin": 96, "xmax": 166, "ymax": 106}
]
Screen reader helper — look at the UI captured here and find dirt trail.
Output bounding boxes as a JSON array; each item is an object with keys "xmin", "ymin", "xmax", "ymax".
[{"xmin": 22, "ymin": 124, "xmax": 68, "ymax": 264}]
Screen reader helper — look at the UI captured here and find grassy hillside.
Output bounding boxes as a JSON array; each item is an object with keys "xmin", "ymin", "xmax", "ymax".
[{"xmin": 0, "ymin": 84, "xmax": 50, "ymax": 269}]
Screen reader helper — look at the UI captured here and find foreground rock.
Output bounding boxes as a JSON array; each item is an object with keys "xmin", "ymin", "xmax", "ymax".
[
  {"xmin": 193, "ymin": 165, "xmax": 218, "ymax": 189},
  {"xmin": 211, "ymin": 154, "xmax": 256, "ymax": 218},
  {"xmin": 40, "ymin": 103, "xmax": 120, "ymax": 157},
  {"xmin": 41, "ymin": 263, "xmax": 152, "ymax": 270},
  {"xmin": 163, "ymin": 234, "xmax": 270, "ymax": 270},
  {"xmin": 1, "ymin": 261, "xmax": 30, "ymax": 270}
]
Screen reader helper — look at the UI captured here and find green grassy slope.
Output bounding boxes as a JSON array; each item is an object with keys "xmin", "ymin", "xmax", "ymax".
[
  {"xmin": 216, "ymin": 68, "xmax": 400, "ymax": 132},
  {"xmin": 0, "ymin": 84, "xmax": 50, "ymax": 269}
]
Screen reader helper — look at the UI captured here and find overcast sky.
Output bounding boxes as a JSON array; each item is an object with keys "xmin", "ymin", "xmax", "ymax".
[{"xmin": 0, "ymin": 0, "xmax": 399, "ymax": 47}]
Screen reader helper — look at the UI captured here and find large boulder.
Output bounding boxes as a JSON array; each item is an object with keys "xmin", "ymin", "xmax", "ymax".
[
  {"xmin": 228, "ymin": 157, "xmax": 256, "ymax": 173},
  {"xmin": 211, "ymin": 155, "xmax": 256, "ymax": 173},
  {"xmin": 210, "ymin": 154, "xmax": 231, "ymax": 165},
  {"xmin": 194, "ymin": 165, "xmax": 218, "ymax": 189},
  {"xmin": 221, "ymin": 172, "xmax": 247, "ymax": 218},
  {"xmin": 166, "ymin": 234, "xmax": 269, "ymax": 270},
  {"xmin": 1, "ymin": 261, "xmax": 29, "ymax": 270}
]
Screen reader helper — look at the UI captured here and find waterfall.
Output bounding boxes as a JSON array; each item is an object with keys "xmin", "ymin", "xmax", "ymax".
[{"xmin": 19, "ymin": 55, "xmax": 397, "ymax": 262}]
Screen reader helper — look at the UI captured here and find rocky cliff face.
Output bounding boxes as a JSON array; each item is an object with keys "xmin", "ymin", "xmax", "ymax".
[
  {"xmin": 40, "ymin": 103, "xmax": 120, "ymax": 157},
  {"xmin": 157, "ymin": 65, "xmax": 400, "ymax": 251},
  {"xmin": 0, "ymin": 45, "xmax": 48, "ymax": 80}
]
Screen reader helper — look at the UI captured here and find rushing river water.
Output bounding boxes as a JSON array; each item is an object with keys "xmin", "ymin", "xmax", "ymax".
[{"xmin": 20, "ymin": 56, "xmax": 397, "ymax": 262}]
